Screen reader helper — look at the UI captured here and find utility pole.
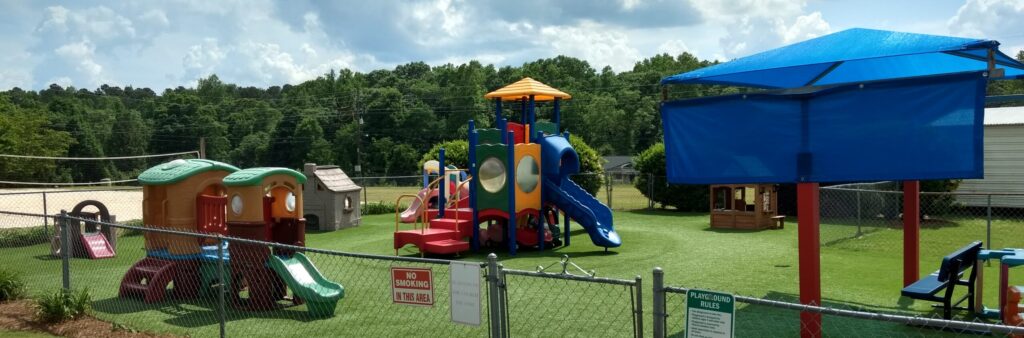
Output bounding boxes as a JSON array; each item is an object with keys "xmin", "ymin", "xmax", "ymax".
[
  {"xmin": 353, "ymin": 90, "xmax": 363, "ymax": 175},
  {"xmin": 199, "ymin": 137, "xmax": 206, "ymax": 159}
]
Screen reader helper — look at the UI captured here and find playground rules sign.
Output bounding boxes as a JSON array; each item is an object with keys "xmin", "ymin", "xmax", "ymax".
[
  {"xmin": 391, "ymin": 267, "xmax": 434, "ymax": 306},
  {"xmin": 686, "ymin": 289, "xmax": 735, "ymax": 338},
  {"xmin": 449, "ymin": 261, "xmax": 481, "ymax": 326}
]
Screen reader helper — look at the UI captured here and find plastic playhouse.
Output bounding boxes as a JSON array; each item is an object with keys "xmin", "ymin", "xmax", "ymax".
[
  {"xmin": 394, "ymin": 78, "xmax": 621, "ymax": 256},
  {"xmin": 119, "ymin": 159, "xmax": 343, "ymax": 317}
]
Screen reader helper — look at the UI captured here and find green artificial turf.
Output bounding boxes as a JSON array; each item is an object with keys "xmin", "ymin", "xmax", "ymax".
[{"xmin": 1, "ymin": 211, "xmax": 1021, "ymax": 337}]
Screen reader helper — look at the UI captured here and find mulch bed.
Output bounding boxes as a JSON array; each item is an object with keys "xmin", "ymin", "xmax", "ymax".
[{"xmin": 0, "ymin": 300, "xmax": 175, "ymax": 338}]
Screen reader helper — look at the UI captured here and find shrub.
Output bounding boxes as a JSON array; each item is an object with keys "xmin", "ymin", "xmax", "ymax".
[
  {"xmin": 363, "ymin": 201, "xmax": 407, "ymax": 215},
  {"xmin": 419, "ymin": 140, "xmax": 470, "ymax": 170},
  {"xmin": 0, "ymin": 268, "xmax": 27, "ymax": 301},
  {"xmin": 0, "ymin": 226, "xmax": 50, "ymax": 247},
  {"xmin": 632, "ymin": 143, "xmax": 708, "ymax": 211},
  {"xmin": 118, "ymin": 219, "xmax": 145, "ymax": 237},
  {"xmin": 36, "ymin": 288, "xmax": 91, "ymax": 323},
  {"xmin": 567, "ymin": 134, "xmax": 605, "ymax": 196}
]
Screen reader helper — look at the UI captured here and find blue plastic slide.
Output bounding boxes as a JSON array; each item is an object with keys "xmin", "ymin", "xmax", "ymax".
[{"xmin": 543, "ymin": 176, "xmax": 621, "ymax": 248}]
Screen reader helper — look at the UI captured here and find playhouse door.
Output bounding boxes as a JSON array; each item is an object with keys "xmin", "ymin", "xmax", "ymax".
[{"xmin": 196, "ymin": 195, "xmax": 228, "ymax": 235}]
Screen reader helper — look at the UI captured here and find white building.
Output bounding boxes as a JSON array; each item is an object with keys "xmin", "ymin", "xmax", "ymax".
[{"xmin": 957, "ymin": 106, "xmax": 1024, "ymax": 208}]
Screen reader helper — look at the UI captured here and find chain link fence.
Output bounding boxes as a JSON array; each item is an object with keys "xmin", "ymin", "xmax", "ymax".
[{"xmin": 653, "ymin": 269, "xmax": 1024, "ymax": 337}]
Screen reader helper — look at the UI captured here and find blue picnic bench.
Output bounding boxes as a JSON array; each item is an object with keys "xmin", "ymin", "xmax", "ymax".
[{"xmin": 901, "ymin": 241, "xmax": 982, "ymax": 319}]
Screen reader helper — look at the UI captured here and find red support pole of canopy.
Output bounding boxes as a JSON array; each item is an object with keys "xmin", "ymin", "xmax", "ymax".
[
  {"xmin": 798, "ymin": 182, "xmax": 821, "ymax": 338},
  {"xmin": 903, "ymin": 181, "xmax": 921, "ymax": 287}
]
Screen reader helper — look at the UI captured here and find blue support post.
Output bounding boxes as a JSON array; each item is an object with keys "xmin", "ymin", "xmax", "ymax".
[
  {"xmin": 500, "ymin": 117, "xmax": 507, "ymax": 144},
  {"xmin": 469, "ymin": 120, "xmax": 480, "ymax": 251},
  {"xmin": 520, "ymin": 97, "xmax": 527, "ymax": 124},
  {"xmin": 563, "ymin": 208, "xmax": 570, "ymax": 247},
  {"xmin": 528, "ymin": 95, "xmax": 536, "ymax": 142},
  {"xmin": 554, "ymin": 97, "xmax": 561, "ymax": 132},
  {"xmin": 561, "ymin": 131, "xmax": 571, "ymax": 247},
  {"xmin": 439, "ymin": 148, "xmax": 446, "ymax": 219},
  {"xmin": 507, "ymin": 130, "xmax": 517, "ymax": 255}
]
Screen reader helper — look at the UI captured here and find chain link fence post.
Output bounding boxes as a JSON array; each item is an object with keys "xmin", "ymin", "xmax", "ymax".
[
  {"xmin": 634, "ymin": 275, "xmax": 644, "ymax": 338},
  {"xmin": 486, "ymin": 254, "xmax": 504, "ymax": 338},
  {"xmin": 652, "ymin": 267, "xmax": 665, "ymax": 338},
  {"xmin": 216, "ymin": 236, "xmax": 227, "ymax": 338},
  {"xmin": 59, "ymin": 209, "xmax": 70, "ymax": 290},
  {"xmin": 606, "ymin": 173, "xmax": 613, "ymax": 210},
  {"xmin": 986, "ymin": 194, "xmax": 992, "ymax": 250},
  {"xmin": 647, "ymin": 174, "xmax": 655, "ymax": 210},
  {"xmin": 42, "ymin": 191, "xmax": 49, "ymax": 236}
]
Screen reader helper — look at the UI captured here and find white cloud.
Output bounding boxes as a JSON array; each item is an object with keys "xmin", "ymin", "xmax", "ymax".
[
  {"xmin": 47, "ymin": 77, "xmax": 74, "ymax": 88},
  {"xmin": 37, "ymin": 6, "xmax": 136, "ymax": 42},
  {"xmin": 539, "ymin": 20, "xmax": 642, "ymax": 71},
  {"xmin": 183, "ymin": 38, "xmax": 228, "ymax": 77},
  {"xmin": 657, "ymin": 39, "xmax": 692, "ymax": 56},
  {"xmin": 54, "ymin": 40, "xmax": 108, "ymax": 86},
  {"xmin": 401, "ymin": 0, "xmax": 469, "ymax": 45},
  {"xmin": 691, "ymin": 0, "xmax": 831, "ymax": 58},
  {"xmin": 140, "ymin": 10, "xmax": 170, "ymax": 27},
  {"xmin": 948, "ymin": 0, "xmax": 1024, "ymax": 53}
]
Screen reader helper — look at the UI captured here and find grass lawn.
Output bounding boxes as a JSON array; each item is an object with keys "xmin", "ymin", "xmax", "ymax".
[
  {"xmin": 0, "ymin": 330, "xmax": 57, "ymax": 338},
  {"xmin": 2, "ymin": 210, "xmax": 1022, "ymax": 337}
]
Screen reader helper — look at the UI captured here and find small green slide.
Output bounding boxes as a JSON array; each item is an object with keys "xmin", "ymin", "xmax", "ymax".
[{"xmin": 268, "ymin": 253, "xmax": 345, "ymax": 317}]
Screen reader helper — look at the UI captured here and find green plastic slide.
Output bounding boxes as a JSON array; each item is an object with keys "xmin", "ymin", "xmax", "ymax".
[{"xmin": 268, "ymin": 252, "xmax": 345, "ymax": 317}]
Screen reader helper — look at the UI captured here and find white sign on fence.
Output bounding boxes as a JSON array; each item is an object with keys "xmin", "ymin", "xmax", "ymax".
[
  {"xmin": 449, "ymin": 261, "xmax": 481, "ymax": 326},
  {"xmin": 686, "ymin": 289, "xmax": 735, "ymax": 338}
]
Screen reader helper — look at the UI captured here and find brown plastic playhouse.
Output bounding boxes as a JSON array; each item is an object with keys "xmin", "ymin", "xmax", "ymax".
[
  {"xmin": 709, "ymin": 184, "xmax": 784, "ymax": 230},
  {"xmin": 120, "ymin": 159, "xmax": 239, "ymax": 302},
  {"xmin": 222, "ymin": 167, "xmax": 307, "ymax": 310}
]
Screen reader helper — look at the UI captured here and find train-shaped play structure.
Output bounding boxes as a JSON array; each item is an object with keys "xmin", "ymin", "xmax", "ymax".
[{"xmin": 395, "ymin": 78, "xmax": 621, "ymax": 256}]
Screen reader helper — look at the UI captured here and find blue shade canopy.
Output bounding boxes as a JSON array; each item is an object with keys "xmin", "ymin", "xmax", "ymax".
[
  {"xmin": 661, "ymin": 28, "xmax": 1024, "ymax": 88},
  {"xmin": 661, "ymin": 72, "xmax": 987, "ymax": 184}
]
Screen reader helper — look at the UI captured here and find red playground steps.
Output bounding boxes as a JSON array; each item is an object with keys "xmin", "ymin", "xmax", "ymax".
[
  {"xmin": 119, "ymin": 258, "xmax": 176, "ymax": 303},
  {"xmin": 119, "ymin": 257, "xmax": 201, "ymax": 303},
  {"xmin": 394, "ymin": 212, "xmax": 473, "ymax": 256}
]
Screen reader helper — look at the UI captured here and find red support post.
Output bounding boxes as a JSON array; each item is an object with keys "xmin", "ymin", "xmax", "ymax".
[
  {"xmin": 903, "ymin": 181, "xmax": 920, "ymax": 287},
  {"xmin": 797, "ymin": 182, "xmax": 821, "ymax": 338}
]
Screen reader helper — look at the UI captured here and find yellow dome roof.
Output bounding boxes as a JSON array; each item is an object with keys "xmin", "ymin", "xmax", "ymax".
[{"xmin": 484, "ymin": 77, "xmax": 571, "ymax": 101}]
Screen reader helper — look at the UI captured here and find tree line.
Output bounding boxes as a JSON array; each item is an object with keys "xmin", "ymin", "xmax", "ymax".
[{"xmin": 1, "ymin": 51, "xmax": 1022, "ymax": 185}]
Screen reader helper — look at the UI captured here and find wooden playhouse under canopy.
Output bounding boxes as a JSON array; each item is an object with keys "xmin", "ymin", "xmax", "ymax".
[{"xmin": 709, "ymin": 184, "xmax": 782, "ymax": 230}]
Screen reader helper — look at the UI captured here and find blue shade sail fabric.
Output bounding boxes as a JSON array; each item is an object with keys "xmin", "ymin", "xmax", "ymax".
[
  {"xmin": 661, "ymin": 72, "xmax": 987, "ymax": 184},
  {"xmin": 661, "ymin": 28, "xmax": 1024, "ymax": 88}
]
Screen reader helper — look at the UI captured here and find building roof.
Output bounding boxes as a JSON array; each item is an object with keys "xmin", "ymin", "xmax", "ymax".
[
  {"xmin": 223, "ymin": 167, "xmax": 306, "ymax": 186},
  {"xmin": 484, "ymin": 77, "xmax": 572, "ymax": 101},
  {"xmin": 603, "ymin": 156, "xmax": 633, "ymax": 170},
  {"xmin": 313, "ymin": 165, "xmax": 361, "ymax": 192},
  {"xmin": 985, "ymin": 106, "xmax": 1024, "ymax": 126},
  {"xmin": 138, "ymin": 159, "xmax": 239, "ymax": 185}
]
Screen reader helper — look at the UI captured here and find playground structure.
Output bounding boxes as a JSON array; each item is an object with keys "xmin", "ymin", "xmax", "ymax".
[
  {"xmin": 118, "ymin": 159, "xmax": 343, "ymax": 317},
  {"xmin": 394, "ymin": 78, "xmax": 621, "ymax": 256},
  {"xmin": 709, "ymin": 184, "xmax": 783, "ymax": 230},
  {"xmin": 975, "ymin": 248, "xmax": 1024, "ymax": 329},
  {"xmin": 302, "ymin": 163, "xmax": 363, "ymax": 231},
  {"xmin": 50, "ymin": 200, "xmax": 118, "ymax": 259}
]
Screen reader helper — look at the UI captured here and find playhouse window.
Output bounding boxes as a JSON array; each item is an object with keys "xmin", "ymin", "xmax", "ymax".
[
  {"xmin": 285, "ymin": 192, "xmax": 296, "ymax": 212},
  {"xmin": 479, "ymin": 157, "xmax": 507, "ymax": 193},
  {"xmin": 344, "ymin": 196, "xmax": 353, "ymax": 211},
  {"xmin": 712, "ymin": 187, "xmax": 731, "ymax": 210},
  {"xmin": 231, "ymin": 194, "xmax": 243, "ymax": 215}
]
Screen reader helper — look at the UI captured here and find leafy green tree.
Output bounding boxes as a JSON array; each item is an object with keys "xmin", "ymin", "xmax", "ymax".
[
  {"xmin": 0, "ymin": 97, "xmax": 74, "ymax": 184},
  {"xmin": 632, "ymin": 143, "xmax": 708, "ymax": 211}
]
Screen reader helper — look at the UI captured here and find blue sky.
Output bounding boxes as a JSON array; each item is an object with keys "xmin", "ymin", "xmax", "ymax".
[{"xmin": 0, "ymin": 0, "xmax": 1021, "ymax": 90}]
